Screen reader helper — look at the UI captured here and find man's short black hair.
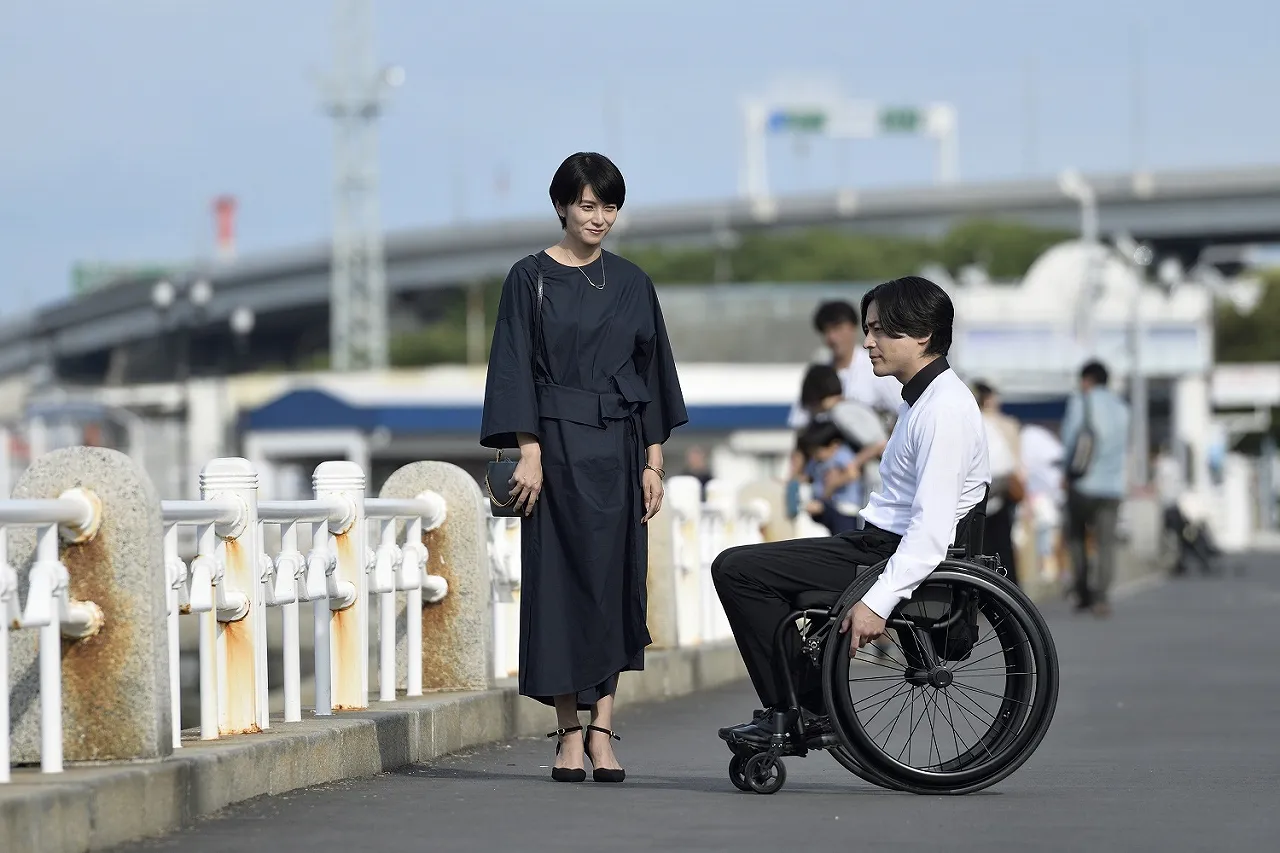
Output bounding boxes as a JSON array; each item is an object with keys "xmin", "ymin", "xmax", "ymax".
[
  {"xmin": 859, "ymin": 275, "xmax": 953, "ymax": 357},
  {"xmin": 812, "ymin": 300, "xmax": 860, "ymax": 334},
  {"xmin": 796, "ymin": 420, "xmax": 844, "ymax": 457},
  {"xmin": 973, "ymin": 380, "xmax": 997, "ymax": 408},
  {"xmin": 548, "ymin": 152, "xmax": 626, "ymax": 228},
  {"xmin": 799, "ymin": 363, "xmax": 844, "ymax": 408},
  {"xmin": 1081, "ymin": 360, "xmax": 1109, "ymax": 386}
]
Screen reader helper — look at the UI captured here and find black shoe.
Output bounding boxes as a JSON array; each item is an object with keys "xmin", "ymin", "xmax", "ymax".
[
  {"xmin": 718, "ymin": 708, "xmax": 793, "ymax": 747},
  {"xmin": 717, "ymin": 708, "xmax": 768, "ymax": 743},
  {"xmin": 800, "ymin": 711, "xmax": 839, "ymax": 748},
  {"xmin": 585, "ymin": 725, "xmax": 626, "ymax": 783},
  {"xmin": 547, "ymin": 726, "xmax": 586, "ymax": 783}
]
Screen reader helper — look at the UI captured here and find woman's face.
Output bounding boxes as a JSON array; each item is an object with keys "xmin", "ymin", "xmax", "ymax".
[{"xmin": 557, "ymin": 184, "xmax": 618, "ymax": 247}]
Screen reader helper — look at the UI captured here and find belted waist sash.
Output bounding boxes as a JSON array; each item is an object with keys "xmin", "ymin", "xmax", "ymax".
[{"xmin": 536, "ymin": 375, "xmax": 651, "ymax": 429}]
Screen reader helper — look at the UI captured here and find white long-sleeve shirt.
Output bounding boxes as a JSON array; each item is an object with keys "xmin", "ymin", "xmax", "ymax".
[{"xmin": 858, "ymin": 358, "xmax": 991, "ymax": 619}]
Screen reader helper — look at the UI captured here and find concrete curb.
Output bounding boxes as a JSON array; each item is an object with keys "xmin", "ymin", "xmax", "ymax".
[{"xmin": 1, "ymin": 642, "xmax": 747, "ymax": 853}]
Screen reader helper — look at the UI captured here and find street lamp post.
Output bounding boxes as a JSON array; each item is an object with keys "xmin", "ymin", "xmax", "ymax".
[
  {"xmin": 1058, "ymin": 170, "xmax": 1101, "ymax": 356},
  {"xmin": 151, "ymin": 277, "xmax": 213, "ymax": 497},
  {"xmin": 1116, "ymin": 236, "xmax": 1154, "ymax": 488}
]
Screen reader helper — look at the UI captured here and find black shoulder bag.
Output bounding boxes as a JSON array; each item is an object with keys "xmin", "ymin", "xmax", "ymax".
[
  {"xmin": 1066, "ymin": 391, "xmax": 1096, "ymax": 482},
  {"xmin": 486, "ymin": 255, "xmax": 543, "ymax": 517}
]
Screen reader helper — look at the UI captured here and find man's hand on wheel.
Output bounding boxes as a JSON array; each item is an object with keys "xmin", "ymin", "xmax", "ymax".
[{"xmin": 840, "ymin": 601, "xmax": 887, "ymax": 657}]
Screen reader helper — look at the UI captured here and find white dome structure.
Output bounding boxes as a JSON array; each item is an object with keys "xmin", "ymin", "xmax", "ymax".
[{"xmin": 949, "ymin": 239, "xmax": 1214, "ymax": 393}]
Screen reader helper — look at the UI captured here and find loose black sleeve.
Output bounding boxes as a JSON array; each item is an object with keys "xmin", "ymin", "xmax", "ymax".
[
  {"xmin": 635, "ymin": 277, "xmax": 689, "ymax": 446},
  {"xmin": 479, "ymin": 260, "xmax": 540, "ymax": 449}
]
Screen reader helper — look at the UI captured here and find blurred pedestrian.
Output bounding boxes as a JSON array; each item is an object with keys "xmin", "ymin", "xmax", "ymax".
[
  {"xmin": 973, "ymin": 381, "xmax": 1025, "ymax": 586},
  {"xmin": 788, "ymin": 300, "xmax": 902, "ymax": 431},
  {"xmin": 1060, "ymin": 360, "xmax": 1130, "ymax": 617},
  {"xmin": 479, "ymin": 151, "xmax": 689, "ymax": 783}
]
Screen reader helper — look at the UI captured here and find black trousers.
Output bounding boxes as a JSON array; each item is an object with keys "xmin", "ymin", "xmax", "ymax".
[
  {"xmin": 711, "ymin": 527, "xmax": 902, "ymax": 710},
  {"xmin": 1066, "ymin": 490, "xmax": 1121, "ymax": 607}
]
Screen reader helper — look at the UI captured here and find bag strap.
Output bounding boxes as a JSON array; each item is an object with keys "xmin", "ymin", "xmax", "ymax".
[{"xmin": 528, "ymin": 253, "xmax": 547, "ymax": 383}]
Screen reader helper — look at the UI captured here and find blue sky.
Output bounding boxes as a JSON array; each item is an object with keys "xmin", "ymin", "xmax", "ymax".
[{"xmin": 1, "ymin": 0, "xmax": 1276, "ymax": 313}]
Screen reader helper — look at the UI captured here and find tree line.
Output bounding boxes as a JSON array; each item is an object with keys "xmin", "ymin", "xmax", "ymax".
[{"xmin": 387, "ymin": 219, "xmax": 1278, "ymax": 367}]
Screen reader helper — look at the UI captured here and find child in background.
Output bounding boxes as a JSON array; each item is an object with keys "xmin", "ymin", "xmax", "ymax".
[{"xmin": 796, "ymin": 420, "xmax": 864, "ymax": 535}]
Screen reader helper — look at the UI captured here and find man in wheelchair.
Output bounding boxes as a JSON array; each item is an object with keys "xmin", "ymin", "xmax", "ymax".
[{"xmin": 713, "ymin": 275, "xmax": 992, "ymax": 748}]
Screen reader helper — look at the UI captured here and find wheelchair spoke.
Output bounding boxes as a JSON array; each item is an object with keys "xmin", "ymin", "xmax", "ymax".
[
  {"xmin": 872, "ymin": 685, "xmax": 916, "ymax": 744},
  {"xmin": 854, "ymin": 680, "xmax": 914, "ymax": 712},
  {"xmin": 944, "ymin": 687, "xmax": 999, "ymax": 763},
  {"xmin": 850, "ymin": 654, "xmax": 908, "ymax": 675},
  {"xmin": 937, "ymin": 688, "xmax": 966, "ymax": 764},
  {"xmin": 952, "ymin": 680, "xmax": 1033, "ymax": 707}
]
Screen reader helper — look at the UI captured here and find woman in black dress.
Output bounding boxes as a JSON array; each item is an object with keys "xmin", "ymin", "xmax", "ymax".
[{"xmin": 480, "ymin": 152, "xmax": 688, "ymax": 783}]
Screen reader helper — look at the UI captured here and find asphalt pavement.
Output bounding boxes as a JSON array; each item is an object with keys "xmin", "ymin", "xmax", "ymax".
[{"xmin": 111, "ymin": 553, "xmax": 1279, "ymax": 853}]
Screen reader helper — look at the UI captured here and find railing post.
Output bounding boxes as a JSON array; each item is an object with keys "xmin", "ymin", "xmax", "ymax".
[
  {"xmin": 313, "ymin": 461, "xmax": 368, "ymax": 711},
  {"xmin": 200, "ymin": 457, "xmax": 265, "ymax": 734},
  {"xmin": 379, "ymin": 461, "xmax": 491, "ymax": 692},
  {"xmin": 6, "ymin": 447, "xmax": 170, "ymax": 765}
]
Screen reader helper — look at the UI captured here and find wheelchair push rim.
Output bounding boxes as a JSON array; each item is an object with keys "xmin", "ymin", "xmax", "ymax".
[{"xmin": 823, "ymin": 562, "xmax": 1059, "ymax": 794}]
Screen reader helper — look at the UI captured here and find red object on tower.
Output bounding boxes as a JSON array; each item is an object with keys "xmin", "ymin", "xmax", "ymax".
[{"xmin": 213, "ymin": 195, "xmax": 238, "ymax": 260}]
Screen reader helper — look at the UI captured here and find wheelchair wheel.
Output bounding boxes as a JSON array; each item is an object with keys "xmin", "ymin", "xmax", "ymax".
[
  {"xmin": 822, "ymin": 559, "xmax": 1059, "ymax": 795},
  {"xmin": 744, "ymin": 752, "xmax": 786, "ymax": 795},
  {"xmin": 728, "ymin": 754, "xmax": 752, "ymax": 792}
]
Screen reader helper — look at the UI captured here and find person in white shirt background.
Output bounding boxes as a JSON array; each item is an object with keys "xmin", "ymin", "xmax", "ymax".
[
  {"xmin": 788, "ymin": 299, "xmax": 904, "ymax": 431},
  {"xmin": 973, "ymin": 381, "xmax": 1026, "ymax": 587},
  {"xmin": 714, "ymin": 276, "xmax": 991, "ymax": 746}
]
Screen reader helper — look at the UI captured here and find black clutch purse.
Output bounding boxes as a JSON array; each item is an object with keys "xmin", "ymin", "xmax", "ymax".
[{"xmin": 486, "ymin": 451, "xmax": 521, "ymax": 517}]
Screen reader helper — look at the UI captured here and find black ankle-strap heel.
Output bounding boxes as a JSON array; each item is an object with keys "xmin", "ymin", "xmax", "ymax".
[
  {"xmin": 547, "ymin": 726, "xmax": 586, "ymax": 783},
  {"xmin": 585, "ymin": 725, "xmax": 626, "ymax": 783}
]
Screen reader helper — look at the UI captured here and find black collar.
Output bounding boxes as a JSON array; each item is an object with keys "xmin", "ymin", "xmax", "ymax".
[{"xmin": 901, "ymin": 357, "xmax": 951, "ymax": 407}]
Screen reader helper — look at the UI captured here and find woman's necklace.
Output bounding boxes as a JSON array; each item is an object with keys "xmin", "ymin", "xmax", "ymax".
[
  {"xmin": 560, "ymin": 247, "xmax": 605, "ymax": 289},
  {"xmin": 578, "ymin": 255, "xmax": 605, "ymax": 290}
]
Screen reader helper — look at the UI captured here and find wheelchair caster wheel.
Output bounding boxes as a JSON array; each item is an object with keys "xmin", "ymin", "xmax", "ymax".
[
  {"xmin": 728, "ymin": 754, "xmax": 752, "ymax": 792},
  {"xmin": 744, "ymin": 752, "xmax": 786, "ymax": 795}
]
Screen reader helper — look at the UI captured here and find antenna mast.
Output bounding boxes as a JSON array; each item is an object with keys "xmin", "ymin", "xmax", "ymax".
[{"xmin": 323, "ymin": 0, "xmax": 402, "ymax": 371}]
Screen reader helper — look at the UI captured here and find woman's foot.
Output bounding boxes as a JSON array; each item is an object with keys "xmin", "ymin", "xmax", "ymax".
[
  {"xmin": 548, "ymin": 726, "xmax": 586, "ymax": 782},
  {"xmin": 585, "ymin": 725, "xmax": 625, "ymax": 783}
]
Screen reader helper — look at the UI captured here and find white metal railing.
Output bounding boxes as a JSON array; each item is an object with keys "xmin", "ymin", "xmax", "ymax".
[
  {"xmin": 3, "ymin": 449, "xmax": 781, "ymax": 783},
  {"xmin": 159, "ymin": 459, "xmax": 449, "ymax": 750},
  {"xmin": 0, "ymin": 489, "xmax": 103, "ymax": 782}
]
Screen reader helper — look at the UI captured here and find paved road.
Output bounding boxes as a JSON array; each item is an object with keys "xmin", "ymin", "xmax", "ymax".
[{"xmin": 113, "ymin": 556, "xmax": 1278, "ymax": 853}]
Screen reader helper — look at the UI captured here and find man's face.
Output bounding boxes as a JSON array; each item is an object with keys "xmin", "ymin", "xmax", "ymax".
[
  {"xmin": 820, "ymin": 321, "xmax": 858, "ymax": 362},
  {"xmin": 813, "ymin": 442, "xmax": 841, "ymax": 463},
  {"xmin": 863, "ymin": 302, "xmax": 929, "ymax": 379}
]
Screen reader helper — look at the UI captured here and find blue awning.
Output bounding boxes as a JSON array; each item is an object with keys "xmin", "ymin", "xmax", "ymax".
[
  {"xmin": 242, "ymin": 388, "xmax": 1068, "ymax": 434},
  {"xmin": 243, "ymin": 388, "xmax": 794, "ymax": 434}
]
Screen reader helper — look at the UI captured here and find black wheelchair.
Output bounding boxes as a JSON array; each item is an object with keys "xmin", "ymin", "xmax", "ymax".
[{"xmin": 725, "ymin": 496, "xmax": 1060, "ymax": 796}]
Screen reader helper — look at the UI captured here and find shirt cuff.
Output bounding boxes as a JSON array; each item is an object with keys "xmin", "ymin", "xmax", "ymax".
[{"xmin": 860, "ymin": 577, "xmax": 902, "ymax": 621}]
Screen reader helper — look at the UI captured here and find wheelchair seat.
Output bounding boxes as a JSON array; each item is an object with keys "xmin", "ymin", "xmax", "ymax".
[{"xmin": 795, "ymin": 590, "xmax": 841, "ymax": 611}]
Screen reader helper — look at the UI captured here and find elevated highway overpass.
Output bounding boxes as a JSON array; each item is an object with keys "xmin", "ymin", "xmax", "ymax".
[{"xmin": 3, "ymin": 163, "xmax": 1279, "ymax": 385}]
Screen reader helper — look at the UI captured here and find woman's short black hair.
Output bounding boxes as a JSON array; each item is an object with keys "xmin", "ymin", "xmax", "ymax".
[
  {"xmin": 799, "ymin": 363, "xmax": 844, "ymax": 408},
  {"xmin": 859, "ymin": 275, "xmax": 953, "ymax": 357},
  {"xmin": 549, "ymin": 152, "xmax": 626, "ymax": 228}
]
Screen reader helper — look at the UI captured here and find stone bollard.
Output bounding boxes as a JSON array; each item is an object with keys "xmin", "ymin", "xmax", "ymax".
[
  {"xmin": 380, "ymin": 461, "xmax": 490, "ymax": 692},
  {"xmin": 7, "ymin": 447, "xmax": 168, "ymax": 763}
]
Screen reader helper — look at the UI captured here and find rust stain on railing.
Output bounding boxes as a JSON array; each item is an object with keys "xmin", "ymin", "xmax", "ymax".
[
  {"xmin": 219, "ymin": 537, "xmax": 260, "ymax": 735},
  {"xmin": 419, "ymin": 524, "xmax": 460, "ymax": 691},
  {"xmin": 330, "ymin": 530, "xmax": 365, "ymax": 710},
  {"xmin": 58, "ymin": 529, "xmax": 137, "ymax": 761}
]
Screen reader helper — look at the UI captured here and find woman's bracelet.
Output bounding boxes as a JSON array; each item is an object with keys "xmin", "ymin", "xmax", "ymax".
[{"xmin": 644, "ymin": 463, "xmax": 665, "ymax": 480}]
